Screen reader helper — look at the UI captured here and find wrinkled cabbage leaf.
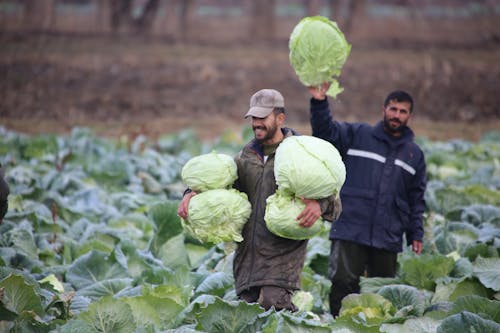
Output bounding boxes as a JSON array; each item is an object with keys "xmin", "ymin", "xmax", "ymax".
[
  {"xmin": 274, "ymin": 136, "xmax": 345, "ymax": 199},
  {"xmin": 289, "ymin": 16, "xmax": 351, "ymax": 98},
  {"xmin": 182, "ymin": 189, "xmax": 251, "ymax": 244},
  {"xmin": 265, "ymin": 191, "xmax": 324, "ymax": 240},
  {"xmin": 181, "ymin": 151, "xmax": 237, "ymax": 192}
]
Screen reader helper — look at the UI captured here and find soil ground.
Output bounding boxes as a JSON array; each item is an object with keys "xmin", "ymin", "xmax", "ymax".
[{"xmin": 1, "ymin": 21, "xmax": 499, "ymax": 142}]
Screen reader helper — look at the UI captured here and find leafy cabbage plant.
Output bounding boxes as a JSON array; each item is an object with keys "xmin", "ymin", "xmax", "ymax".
[
  {"xmin": 289, "ymin": 16, "xmax": 351, "ymax": 98},
  {"xmin": 274, "ymin": 136, "xmax": 345, "ymax": 199},
  {"xmin": 265, "ymin": 191, "xmax": 324, "ymax": 240},
  {"xmin": 182, "ymin": 189, "xmax": 251, "ymax": 244},
  {"xmin": 338, "ymin": 293, "xmax": 395, "ymax": 326},
  {"xmin": 181, "ymin": 151, "xmax": 237, "ymax": 192}
]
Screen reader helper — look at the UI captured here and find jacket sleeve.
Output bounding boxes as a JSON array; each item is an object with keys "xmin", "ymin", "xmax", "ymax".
[
  {"xmin": 309, "ymin": 98, "xmax": 356, "ymax": 156},
  {"xmin": 318, "ymin": 195, "xmax": 342, "ymax": 222},
  {"xmin": 0, "ymin": 166, "xmax": 9, "ymax": 220},
  {"xmin": 406, "ymin": 152, "xmax": 427, "ymax": 244}
]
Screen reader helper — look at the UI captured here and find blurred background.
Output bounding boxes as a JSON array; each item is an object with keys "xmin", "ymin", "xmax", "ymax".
[{"xmin": 1, "ymin": 0, "xmax": 499, "ymax": 141}]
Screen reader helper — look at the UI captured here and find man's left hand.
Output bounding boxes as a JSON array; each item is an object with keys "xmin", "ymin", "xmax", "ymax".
[
  {"xmin": 297, "ymin": 198, "xmax": 321, "ymax": 228},
  {"xmin": 412, "ymin": 240, "xmax": 423, "ymax": 255}
]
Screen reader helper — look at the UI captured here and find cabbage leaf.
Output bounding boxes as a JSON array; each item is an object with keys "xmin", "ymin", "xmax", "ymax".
[
  {"xmin": 181, "ymin": 151, "xmax": 237, "ymax": 192},
  {"xmin": 274, "ymin": 136, "xmax": 345, "ymax": 199},
  {"xmin": 182, "ymin": 189, "xmax": 251, "ymax": 244},
  {"xmin": 265, "ymin": 191, "xmax": 324, "ymax": 240}
]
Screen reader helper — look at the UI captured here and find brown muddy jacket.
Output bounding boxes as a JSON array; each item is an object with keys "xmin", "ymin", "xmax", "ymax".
[{"xmin": 233, "ymin": 128, "xmax": 340, "ymax": 295}]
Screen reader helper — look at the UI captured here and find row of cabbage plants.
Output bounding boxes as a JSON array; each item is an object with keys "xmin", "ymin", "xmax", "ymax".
[{"xmin": 0, "ymin": 127, "xmax": 498, "ymax": 332}]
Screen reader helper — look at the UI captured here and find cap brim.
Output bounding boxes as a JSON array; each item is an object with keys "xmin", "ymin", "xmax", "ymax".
[{"xmin": 244, "ymin": 106, "xmax": 274, "ymax": 118}]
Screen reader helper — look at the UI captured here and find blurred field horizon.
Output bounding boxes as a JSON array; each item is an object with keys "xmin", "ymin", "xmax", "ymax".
[{"xmin": 1, "ymin": 0, "xmax": 499, "ymax": 142}]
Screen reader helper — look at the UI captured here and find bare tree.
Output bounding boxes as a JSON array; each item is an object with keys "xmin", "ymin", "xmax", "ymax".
[
  {"xmin": 327, "ymin": 0, "xmax": 365, "ymax": 35},
  {"xmin": 154, "ymin": 0, "xmax": 195, "ymax": 40},
  {"xmin": 110, "ymin": 0, "xmax": 161, "ymax": 34},
  {"xmin": 178, "ymin": 0, "xmax": 194, "ymax": 41}
]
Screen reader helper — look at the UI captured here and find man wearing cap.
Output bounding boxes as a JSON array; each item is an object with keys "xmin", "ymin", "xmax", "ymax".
[{"xmin": 178, "ymin": 89, "xmax": 339, "ymax": 311}]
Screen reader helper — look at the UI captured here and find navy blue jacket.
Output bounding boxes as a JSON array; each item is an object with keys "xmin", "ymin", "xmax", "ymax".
[{"xmin": 310, "ymin": 98, "xmax": 426, "ymax": 252}]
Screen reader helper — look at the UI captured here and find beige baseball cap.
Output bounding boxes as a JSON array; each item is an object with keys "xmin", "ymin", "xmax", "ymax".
[{"xmin": 244, "ymin": 89, "xmax": 285, "ymax": 118}]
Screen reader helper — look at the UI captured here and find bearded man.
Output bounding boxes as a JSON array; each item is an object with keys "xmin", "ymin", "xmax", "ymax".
[
  {"xmin": 179, "ymin": 89, "xmax": 340, "ymax": 311},
  {"xmin": 307, "ymin": 85, "xmax": 427, "ymax": 316}
]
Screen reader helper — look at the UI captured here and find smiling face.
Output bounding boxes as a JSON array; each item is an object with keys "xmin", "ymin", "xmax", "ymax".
[
  {"xmin": 382, "ymin": 100, "xmax": 412, "ymax": 136},
  {"xmin": 251, "ymin": 110, "xmax": 285, "ymax": 145}
]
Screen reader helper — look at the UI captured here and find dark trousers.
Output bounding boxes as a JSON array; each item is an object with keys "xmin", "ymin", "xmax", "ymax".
[{"xmin": 328, "ymin": 239, "xmax": 397, "ymax": 316}]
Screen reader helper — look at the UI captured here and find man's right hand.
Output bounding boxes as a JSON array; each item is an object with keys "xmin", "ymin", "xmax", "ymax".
[
  {"xmin": 308, "ymin": 82, "xmax": 330, "ymax": 101},
  {"xmin": 177, "ymin": 191, "xmax": 197, "ymax": 219}
]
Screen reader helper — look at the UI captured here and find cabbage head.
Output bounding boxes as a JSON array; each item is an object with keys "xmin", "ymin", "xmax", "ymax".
[
  {"xmin": 181, "ymin": 151, "xmax": 237, "ymax": 192},
  {"xmin": 292, "ymin": 290, "xmax": 314, "ymax": 312},
  {"xmin": 289, "ymin": 16, "xmax": 351, "ymax": 98},
  {"xmin": 182, "ymin": 189, "xmax": 251, "ymax": 243},
  {"xmin": 265, "ymin": 191, "xmax": 324, "ymax": 240},
  {"xmin": 274, "ymin": 136, "xmax": 345, "ymax": 199}
]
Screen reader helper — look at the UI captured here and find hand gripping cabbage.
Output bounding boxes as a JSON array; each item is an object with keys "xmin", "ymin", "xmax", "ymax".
[
  {"xmin": 265, "ymin": 191, "xmax": 324, "ymax": 240},
  {"xmin": 289, "ymin": 16, "xmax": 351, "ymax": 98},
  {"xmin": 182, "ymin": 189, "xmax": 251, "ymax": 244},
  {"xmin": 181, "ymin": 151, "xmax": 237, "ymax": 192},
  {"xmin": 274, "ymin": 136, "xmax": 346, "ymax": 199}
]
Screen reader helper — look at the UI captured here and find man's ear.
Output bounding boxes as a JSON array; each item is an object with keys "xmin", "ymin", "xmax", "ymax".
[{"xmin": 277, "ymin": 112, "xmax": 286, "ymax": 124}]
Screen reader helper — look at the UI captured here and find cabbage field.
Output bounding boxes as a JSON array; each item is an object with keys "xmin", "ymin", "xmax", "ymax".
[{"xmin": 0, "ymin": 126, "xmax": 499, "ymax": 333}]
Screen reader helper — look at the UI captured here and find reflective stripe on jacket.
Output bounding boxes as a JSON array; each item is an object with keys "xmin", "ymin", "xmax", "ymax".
[{"xmin": 310, "ymin": 98, "xmax": 426, "ymax": 253}]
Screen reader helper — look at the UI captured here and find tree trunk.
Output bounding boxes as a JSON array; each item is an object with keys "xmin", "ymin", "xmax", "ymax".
[
  {"xmin": 95, "ymin": 0, "xmax": 112, "ymax": 33},
  {"xmin": 23, "ymin": 0, "xmax": 56, "ymax": 32},
  {"xmin": 110, "ymin": 0, "xmax": 133, "ymax": 33},
  {"xmin": 303, "ymin": 0, "xmax": 322, "ymax": 17},
  {"xmin": 135, "ymin": 0, "xmax": 160, "ymax": 33},
  {"xmin": 179, "ymin": 0, "xmax": 194, "ymax": 41},
  {"xmin": 328, "ymin": 0, "xmax": 365, "ymax": 35},
  {"xmin": 250, "ymin": 0, "xmax": 276, "ymax": 41},
  {"xmin": 110, "ymin": 0, "xmax": 163, "ymax": 35}
]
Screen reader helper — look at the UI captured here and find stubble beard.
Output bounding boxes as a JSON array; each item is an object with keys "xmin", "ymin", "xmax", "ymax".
[
  {"xmin": 383, "ymin": 116, "xmax": 405, "ymax": 135},
  {"xmin": 254, "ymin": 122, "xmax": 278, "ymax": 144}
]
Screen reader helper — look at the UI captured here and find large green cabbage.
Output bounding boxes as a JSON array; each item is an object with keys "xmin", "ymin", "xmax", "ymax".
[
  {"xmin": 182, "ymin": 189, "xmax": 251, "ymax": 244},
  {"xmin": 265, "ymin": 191, "xmax": 324, "ymax": 240},
  {"xmin": 289, "ymin": 16, "xmax": 351, "ymax": 98},
  {"xmin": 181, "ymin": 151, "xmax": 237, "ymax": 192},
  {"xmin": 274, "ymin": 136, "xmax": 345, "ymax": 199}
]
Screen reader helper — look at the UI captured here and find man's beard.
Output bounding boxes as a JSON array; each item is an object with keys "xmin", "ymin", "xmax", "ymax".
[
  {"xmin": 254, "ymin": 122, "xmax": 278, "ymax": 143},
  {"xmin": 383, "ymin": 116, "xmax": 405, "ymax": 134}
]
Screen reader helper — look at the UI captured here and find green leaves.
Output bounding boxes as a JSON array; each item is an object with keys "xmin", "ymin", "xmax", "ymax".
[
  {"xmin": 0, "ymin": 127, "xmax": 499, "ymax": 332},
  {"xmin": 399, "ymin": 253, "xmax": 455, "ymax": 291},
  {"xmin": 472, "ymin": 257, "xmax": 500, "ymax": 291}
]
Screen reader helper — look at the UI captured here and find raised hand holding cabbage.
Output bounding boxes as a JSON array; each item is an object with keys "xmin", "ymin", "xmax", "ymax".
[{"xmin": 289, "ymin": 16, "xmax": 351, "ymax": 98}]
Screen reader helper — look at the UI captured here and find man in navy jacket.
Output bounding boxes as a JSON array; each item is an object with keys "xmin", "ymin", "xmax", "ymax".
[{"xmin": 308, "ymin": 84, "xmax": 427, "ymax": 316}]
